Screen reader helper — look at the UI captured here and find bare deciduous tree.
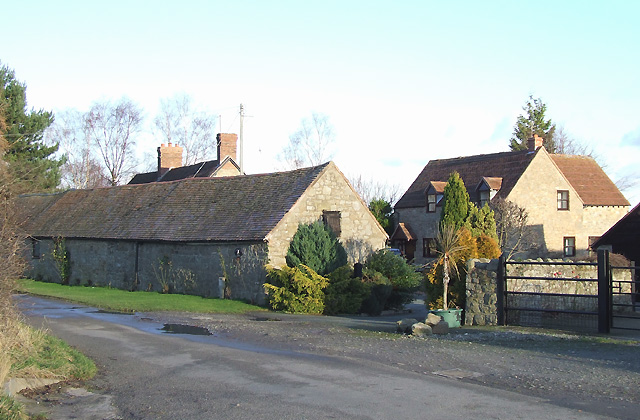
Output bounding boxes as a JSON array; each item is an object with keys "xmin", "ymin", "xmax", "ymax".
[
  {"xmin": 553, "ymin": 126, "xmax": 600, "ymax": 158},
  {"xmin": 279, "ymin": 112, "xmax": 335, "ymax": 170},
  {"xmin": 490, "ymin": 198, "xmax": 532, "ymax": 260},
  {"xmin": 348, "ymin": 174, "xmax": 401, "ymax": 206},
  {"xmin": 153, "ymin": 94, "xmax": 218, "ymax": 165},
  {"xmin": 84, "ymin": 98, "xmax": 143, "ymax": 186},
  {"xmin": 46, "ymin": 109, "xmax": 108, "ymax": 189}
]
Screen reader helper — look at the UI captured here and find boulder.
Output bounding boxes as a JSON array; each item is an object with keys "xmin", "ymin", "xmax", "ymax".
[
  {"xmin": 411, "ymin": 322, "xmax": 433, "ymax": 338},
  {"xmin": 431, "ymin": 320, "xmax": 449, "ymax": 335},
  {"xmin": 396, "ymin": 318, "xmax": 419, "ymax": 333},
  {"xmin": 425, "ymin": 312, "xmax": 442, "ymax": 327}
]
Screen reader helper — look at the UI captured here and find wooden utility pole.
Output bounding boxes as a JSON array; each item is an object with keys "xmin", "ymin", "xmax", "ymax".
[{"xmin": 239, "ymin": 104, "xmax": 244, "ymax": 173}]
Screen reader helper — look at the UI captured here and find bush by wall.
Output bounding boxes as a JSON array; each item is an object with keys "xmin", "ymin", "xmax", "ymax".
[
  {"xmin": 324, "ymin": 265, "xmax": 369, "ymax": 315},
  {"xmin": 264, "ymin": 265, "xmax": 328, "ymax": 314}
]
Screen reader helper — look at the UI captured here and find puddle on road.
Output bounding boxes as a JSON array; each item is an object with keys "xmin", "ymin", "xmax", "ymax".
[
  {"xmin": 160, "ymin": 323, "xmax": 212, "ymax": 336},
  {"xmin": 253, "ymin": 317, "xmax": 282, "ymax": 322},
  {"xmin": 92, "ymin": 309, "xmax": 134, "ymax": 315}
]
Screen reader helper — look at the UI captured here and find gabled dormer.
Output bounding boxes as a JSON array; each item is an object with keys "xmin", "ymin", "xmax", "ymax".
[
  {"xmin": 425, "ymin": 181, "xmax": 446, "ymax": 213},
  {"xmin": 476, "ymin": 177, "xmax": 502, "ymax": 207}
]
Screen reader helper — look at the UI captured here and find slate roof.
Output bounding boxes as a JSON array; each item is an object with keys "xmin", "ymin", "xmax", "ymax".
[
  {"xmin": 550, "ymin": 154, "xmax": 629, "ymax": 206},
  {"xmin": 18, "ymin": 163, "xmax": 330, "ymax": 242},
  {"xmin": 128, "ymin": 157, "xmax": 241, "ymax": 185},
  {"xmin": 396, "ymin": 150, "xmax": 536, "ymax": 208}
]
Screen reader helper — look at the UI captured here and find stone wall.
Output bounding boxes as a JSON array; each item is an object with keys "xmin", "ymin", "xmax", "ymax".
[
  {"xmin": 465, "ymin": 258, "xmax": 634, "ymax": 326},
  {"xmin": 26, "ymin": 239, "xmax": 269, "ymax": 305},
  {"xmin": 266, "ymin": 163, "xmax": 388, "ymax": 267},
  {"xmin": 465, "ymin": 259, "xmax": 499, "ymax": 326}
]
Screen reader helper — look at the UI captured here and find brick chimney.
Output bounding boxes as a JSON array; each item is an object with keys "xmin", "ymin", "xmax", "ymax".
[
  {"xmin": 527, "ymin": 134, "xmax": 544, "ymax": 151},
  {"xmin": 217, "ymin": 133, "xmax": 237, "ymax": 161},
  {"xmin": 157, "ymin": 142, "xmax": 183, "ymax": 178}
]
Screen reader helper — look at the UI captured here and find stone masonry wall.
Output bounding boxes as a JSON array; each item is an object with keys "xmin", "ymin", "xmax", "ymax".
[
  {"xmin": 266, "ymin": 163, "xmax": 388, "ymax": 267},
  {"xmin": 465, "ymin": 259, "xmax": 499, "ymax": 326},
  {"xmin": 25, "ymin": 239, "xmax": 269, "ymax": 305}
]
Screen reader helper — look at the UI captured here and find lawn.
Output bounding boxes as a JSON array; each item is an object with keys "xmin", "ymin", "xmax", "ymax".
[{"xmin": 16, "ymin": 279, "xmax": 266, "ymax": 314}]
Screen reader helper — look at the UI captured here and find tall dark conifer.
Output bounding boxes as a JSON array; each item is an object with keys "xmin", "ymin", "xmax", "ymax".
[
  {"xmin": 439, "ymin": 172, "xmax": 469, "ymax": 229},
  {"xmin": 0, "ymin": 62, "xmax": 62, "ymax": 193}
]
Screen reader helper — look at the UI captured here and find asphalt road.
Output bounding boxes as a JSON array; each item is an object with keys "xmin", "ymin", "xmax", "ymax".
[{"xmin": 18, "ymin": 296, "xmax": 616, "ymax": 420}]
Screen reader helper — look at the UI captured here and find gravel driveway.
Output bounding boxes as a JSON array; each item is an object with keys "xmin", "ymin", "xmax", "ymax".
[{"xmin": 149, "ymin": 307, "xmax": 640, "ymax": 419}]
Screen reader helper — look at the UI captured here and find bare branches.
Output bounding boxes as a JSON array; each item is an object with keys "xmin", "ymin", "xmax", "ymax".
[
  {"xmin": 153, "ymin": 94, "xmax": 218, "ymax": 165},
  {"xmin": 279, "ymin": 112, "xmax": 335, "ymax": 170},
  {"xmin": 84, "ymin": 98, "xmax": 143, "ymax": 186},
  {"xmin": 46, "ymin": 109, "xmax": 108, "ymax": 189},
  {"xmin": 490, "ymin": 198, "xmax": 530, "ymax": 260},
  {"xmin": 348, "ymin": 174, "xmax": 401, "ymax": 205}
]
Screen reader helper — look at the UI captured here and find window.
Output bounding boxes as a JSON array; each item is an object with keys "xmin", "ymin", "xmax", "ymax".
[
  {"xmin": 322, "ymin": 211, "xmax": 341, "ymax": 237},
  {"xmin": 423, "ymin": 238, "xmax": 437, "ymax": 258},
  {"xmin": 427, "ymin": 193, "xmax": 437, "ymax": 213},
  {"xmin": 32, "ymin": 239, "xmax": 40, "ymax": 259},
  {"xmin": 557, "ymin": 190, "xmax": 569, "ymax": 211},
  {"xmin": 479, "ymin": 190, "xmax": 490, "ymax": 208},
  {"xmin": 563, "ymin": 237, "xmax": 576, "ymax": 257}
]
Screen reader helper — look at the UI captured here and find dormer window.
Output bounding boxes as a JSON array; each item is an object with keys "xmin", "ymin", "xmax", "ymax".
[
  {"xmin": 425, "ymin": 182, "xmax": 446, "ymax": 213},
  {"xmin": 476, "ymin": 177, "xmax": 502, "ymax": 208}
]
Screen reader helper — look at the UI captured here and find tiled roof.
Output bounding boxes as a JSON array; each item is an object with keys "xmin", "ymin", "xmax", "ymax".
[
  {"xmin": 128, "ymin": 172, "xmax": 158, "ymax": 184},
  {"xmin": 482, "ymin": 177, "xmax": 503, "ymax": 190},
  {"xmin": 128, "ymin": 157, "xmax": 240, "ymax": 185},
  {"xmin": 427, "ymin": 181, "xmax": 447, "ymax": 194},
  {"xmin": 19, "ymin": 163, "xmax": 330, "ymax": 242},
  {"xmin": 550, "ymin": 155, "xmax": 629, "ymax": 206},
  {"xmin": 390, "ymin": 222, "xmax": 416, "ymax": 241},
  {"xmin": 396, "ymin": 150, "xmax": 536, "ymax": 208}
]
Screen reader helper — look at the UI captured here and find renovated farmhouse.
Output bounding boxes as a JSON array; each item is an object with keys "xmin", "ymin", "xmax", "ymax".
[{"xmin": 392, "ymin": 135, "xmax": 629, "ymax": 263}]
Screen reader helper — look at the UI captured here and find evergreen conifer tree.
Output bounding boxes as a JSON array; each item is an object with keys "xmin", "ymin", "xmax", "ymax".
[
  {"xmin": 440, "ymin": 171, "xmax": 469, "ymax": 229},
  {"xmin": 0, "ymin": 62, "xmax": 63, "ymax": 193},
  {"xmin": 509, "ymin": 96, "xmax": 556, "ymax": 153},
  {"xmin": 286, "ymin": 221, "xmax": 347, "ymax": 275}
]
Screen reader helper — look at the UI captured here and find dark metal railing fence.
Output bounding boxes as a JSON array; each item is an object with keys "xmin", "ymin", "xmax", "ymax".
[{"xmin": 497, "ymin": 250, "xmax": 639, "ymax": 334}]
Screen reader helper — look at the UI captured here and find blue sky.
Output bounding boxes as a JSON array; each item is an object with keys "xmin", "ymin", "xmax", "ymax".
[{"xmin": 3, "ymin": 1, "xmax": 639, "ymax": 205}]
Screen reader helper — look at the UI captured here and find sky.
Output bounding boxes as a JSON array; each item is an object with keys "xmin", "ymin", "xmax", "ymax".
[{"xmin": 3, "ymin": 1, "xmax": 639, "ymax": 206}]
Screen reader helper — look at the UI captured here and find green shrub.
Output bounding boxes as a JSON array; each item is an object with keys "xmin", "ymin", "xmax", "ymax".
[
  {"xmin": 365, "ymin": 249, "xmax": 421, "ymax": 290},
  {"xmin": 286, "ymin": 221, "xmax": 347, "ymax": 275},
  {"xmin": 324, "ymin": 265, "xmax": 369, "ymax": 315},
  {"xmin": 359, "ymin": 268, "xmax": 393, "ymax": 316},
  {"xmin": 264, "ymin": 265, "xmax": 328, "ymax": 314}
]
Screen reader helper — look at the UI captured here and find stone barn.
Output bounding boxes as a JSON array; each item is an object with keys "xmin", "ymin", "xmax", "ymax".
[{"xmin": 18, "ymin": 162, "xmax": 388, "ymax": 304}]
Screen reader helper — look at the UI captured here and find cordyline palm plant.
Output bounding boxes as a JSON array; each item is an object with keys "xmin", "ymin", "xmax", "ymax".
[{"xmin": 434, "ymin": 223, "xmax": 467, "ymax": 310}]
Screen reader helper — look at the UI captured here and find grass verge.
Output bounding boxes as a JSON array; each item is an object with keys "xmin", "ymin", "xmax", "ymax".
[
  {"xmin": 16, "ymin": 279, "xmax": 266, "ymax": 314},
  {"xmin": 1, "ymin": 315, "xmax": 96, "ymax": 420}
]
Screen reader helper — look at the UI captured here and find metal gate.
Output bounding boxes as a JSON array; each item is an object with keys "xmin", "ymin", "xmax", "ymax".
[
  {"xmin": 497, "ymin": 250, "xmax": 640, "ymax": 334},
  {"xmin": 609, "ymin": 257, "xmax": 640, "ymax": 332}
]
